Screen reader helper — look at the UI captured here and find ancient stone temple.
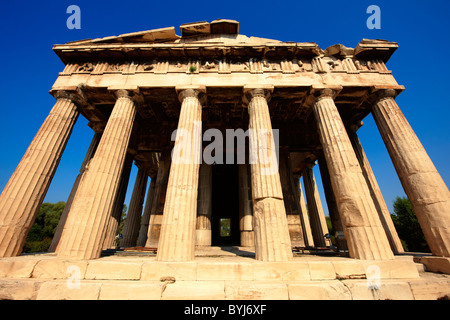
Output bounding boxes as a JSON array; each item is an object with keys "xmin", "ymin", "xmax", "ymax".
[{"xmin": 0, "ymin": 19, "xmax": 449, "ymax": 300}]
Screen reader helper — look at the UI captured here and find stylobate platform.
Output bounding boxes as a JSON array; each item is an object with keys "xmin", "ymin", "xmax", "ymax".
[{"xmin": 0, "ymin": 247, "xmax": 449, "ymax": 300}]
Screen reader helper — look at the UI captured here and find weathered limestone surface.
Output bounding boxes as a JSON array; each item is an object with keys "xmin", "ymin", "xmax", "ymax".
[
  {"xmin": 146, "ymin": 150, "xmax": 171, "ymax": 248},
  {"xmin": 279, "ymin": 151, "xmax": 305, "ymax": 247},
  {"xmin": 293, "ymin": 176, "xmax": 314, "ymax": 247},
  {"xmin": 348, "ymin": 128, "xmax": 404, "ymax": 254},
  {"xmin": 103, "ymin": 154, "xmax": 133, "ymax": 249},
  {"xmin": 316, "ymin": 152, "xmax": 347, "ymax": 250},
  {"xmin": 120, "ymin": 166, "xmax": 148, "ymax": 247},
  {"xmin": 3, "ymin": 252, "xmax": 450, "ymax": 300},
  {"xmin": 246, "ymin": 87, "xmax": 292, "ymax": 261},
  {"xmin": 313, "ymin": 88, "xmax": 394, "ymax": 260},
  {"xmin": 302, "ymin": 166, "xmax": 329, "ymax": 247},
  {"xmin": 0, "ymin": 92, "xmax": 79, "ymax": 257},
  {"xmin": 49, "ymin": 131, "xmax": 102, "ymax": 252},
  {"xmin": 371, "ymin": 90, "xmax": 450, "ymax": 257},
  {"xmin": 196, "ymin": 163, "xmax": 212, "ymax": 246},
  {"xmin": 136, "ymin": 175, "xmax": 156, "ymax": 247},
  {"xmin": 238, "ymin": 164, "xmax": 254, "ymax": 247},
  {"xmin": 56, "ymin": 90, "xmax": 137, "ymax": 260},
  {"xmin": 156, "ymin": 87, "xmax": 204, "ymax": 261}
]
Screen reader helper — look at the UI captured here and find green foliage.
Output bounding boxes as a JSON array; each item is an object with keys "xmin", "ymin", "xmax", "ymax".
[
  {"xmin": 391, "ymin": 196, "xmax": 430, "ymax": 253},
  {"xmin": 23, "ymin": 201, "xmax": 65, "ymax": 253},
  {"xmin": 117, "ymin": 204, "xmax": 127, "ymax": 235},
  {"xmin": 325, "ymin": 216, "xmax": 336, "ymax": 246}
]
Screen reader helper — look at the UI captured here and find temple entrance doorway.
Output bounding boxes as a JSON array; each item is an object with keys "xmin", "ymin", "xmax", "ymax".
[{"xmin": 211, "ymin": 163, "xmax": 240, "ymax": 246}]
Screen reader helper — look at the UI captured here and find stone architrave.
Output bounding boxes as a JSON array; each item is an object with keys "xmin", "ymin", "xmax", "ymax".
[
  {"xmin": 156, "ymin": 87, "xmax": 204, "ymax": 262},
  {"xmin": 302, "ymin": 165, "xmax": 329, "ymax": 247},
  {"xmin": 120, "ymin": 165, "xmax": 149, "ymax": 248},
  {"xmin": 49, "ymin": 130, "xmax": 103, "ymax": 252},
  {"xmin": 245, "ymin": 86, "xmax": 293, "ymax": 262},
  {"xmin": 0, "ymin": 90, "xmax": 80, "ymax": 257},
  {"xmin": 313, "ymin": 88, "xmax": 394, "ymax": 260},
  {"xmin": 196, "ymin": 163, "xmax": 213, "ymax": 246},
  {"xmin": 348, "ymin": 127, "xmax": 404, "ymax": 254},
  {"xmin": 371, "ymin": 89, "xmax": 450, "ymax": 257},
  {"xmin": 56, "ymin": 89, "xmax": 138, "ymax": 260}
]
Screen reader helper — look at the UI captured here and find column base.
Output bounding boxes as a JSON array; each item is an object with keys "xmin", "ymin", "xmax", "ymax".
[
  {"xmin": 195, "ymin": 229, "xmax": 211, "ymax": 247},
  {"xmin": 240, "ymin": 231, "xmax": 254, "ymax": 247}
]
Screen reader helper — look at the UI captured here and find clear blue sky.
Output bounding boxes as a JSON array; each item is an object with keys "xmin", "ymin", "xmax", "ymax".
[{"xmin": 0, "ymin": 0, "xmax": 449, "ymax": 214}]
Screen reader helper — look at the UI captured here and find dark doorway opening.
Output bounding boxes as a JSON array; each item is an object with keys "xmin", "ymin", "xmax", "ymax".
[{"xmin": 211, "ymin": 164, "xmax": 240, "ymax": 246}]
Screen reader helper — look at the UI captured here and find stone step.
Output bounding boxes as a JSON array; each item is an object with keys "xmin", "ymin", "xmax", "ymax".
[{"xmin": 1, "ymin": 277, "xmax": 450, "ymax": 300}]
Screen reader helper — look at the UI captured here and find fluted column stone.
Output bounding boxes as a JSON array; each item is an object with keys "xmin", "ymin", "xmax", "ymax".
[
  {"xmin": 56, "ymin": 89, "xmax": 138, "ymax": 259},
  {"xmin": 120, "ymin": 165, "xmax": 148, "ymax": 248},
  {"xmin": 146, "ymin": 150, "xmax": 171, "ymax": 247},
  {"xmin": 371, "ymin": 89, "xmax": 450, "ymax": 257},
  {"xmin": 103, "ymin": 153, "xmax": 133, "ymax": 249},
  {"xmin": 238, "ymin": 163, "xmax": 254, "ymax": 247},
  {"xmin": 348, "ymin": 126, "xmax": 404, "ymax": 254},
  {"xmin": 302, "ymin": 165, "xmax": 329, "ymax": 247},
  {"xmin": 293, "ymin": 175, "xmax": 314, "ymax": 248},
  {"xmin": 313, "ymin": 88, "xmax": 394, "ymax": 260},
  {"xmin": 196, "ymin": 163, "xmax": 213, "ymax": 246},
  {"xmin": 0, "ymin": 90, "xmax": 80, "ymax": 257},
  {"xmin": 49, "ymin": 130, "xmax": 103, "ymax": 252},
  {"xmin": 245, "ymin": 86, "xmax": 293, "ymax": 261},
  {"xmin": 317, "ymin": 152, "xmax": 348, "ymax": 250},
  {"xmin": 137, "ymin": 173, "xmax": 157, "ymax": 247},
  {"xmin": 156, "ymin": 87, "xmax": 204, "ymax": 262},
  {"xmin": 279, "ymin": 150, "xmax": 305, "ymax": 247}
]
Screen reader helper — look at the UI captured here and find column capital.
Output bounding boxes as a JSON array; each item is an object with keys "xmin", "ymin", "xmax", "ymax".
[
  {"xmin": 175, "ymin": 85, "xmax": 207, "ymax": 105},
  {"xmin": 367, "ymin": 86, "xmax": 405, "ymax": 105},
  {"xmin": 311, "ymin": 85, "xmax": 342, "ymax": 102},
  {"xmin": 109, "ymin": 87, "xmax": 144, "ymax": 106},
  {"xmin": 50, "ymin": 85, "xmax": 89, "ymax": 107},
  {"xmin": 243, "ymin": 85, "xmax": 274, "ymax": 106}
]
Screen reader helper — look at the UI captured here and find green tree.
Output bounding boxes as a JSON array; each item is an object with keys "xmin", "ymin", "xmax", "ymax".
[
  {"xmin": 391, "ymin": 196, "xmax": 430, "ymax": 253},
  {"xmin": 23, "ymin": 201, "xmax": 65, "ymax": 253},
  {"xmin": 117, "ymin": 204, "xmax": 128, "ymax": 235}
]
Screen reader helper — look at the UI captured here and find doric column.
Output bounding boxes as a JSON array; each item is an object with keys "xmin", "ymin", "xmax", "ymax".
[
  {"xmin": 313, "ymin": 88, "xmax": 394, "ymax": 260},
  {"xmin": 302, "ymin": 165, "xmax": 329, "ymax": 247},
  {"xmin": 156, "ymin": 87, "xmax": 204, "ymax": 262},
  {"xmin": 348, "ymin": 126, "xmax": 404, "ymax": 254},
  {"xmin": 279, "ymin": 150, "xmax": 305, "ymax": 247},
  {"xmin": 103, "ymin": 153, "xmax": 133, "ymax": 249},
  {"xmin": 317, "ymin": 152, "xmax": 348, "ymax": 251},
  {"xmin": 245, "ymin": 86, "xmax": 293, "ymax": 261},
  {"xmin": 145, "ymin": 149, "xmax": 171, "ymax": 247},
  {"xmin": 120, "ymin": 165, "xmax": 149, "ymax": 248},
  {"xmin": 49, "ymin": 128, "xmax": 103, "ymax": 252},
  {"xmin": 137, "ymin": 171, "xmax": 157, "ymax": 247},
  {"xmin": 238, "ymin": 163, "xmax": 254, "ymax": 247},
  {"xmin": 196, "ymin": 163, "xmax": 212, "ymax": 246},
  {"xmin": 293, "ymin": 175, "xmax": 314, "ymax": 248},
  {"xmin": 56, "ymin": 89, "xmax": 138, "ymax": 260},
  {"xmin": 0, "ymin": 90, "xmax": 80, "ymax": 257},
  {"xmin": 371, "ymin": 89, "xmax": 450, "ymax": 257}
]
